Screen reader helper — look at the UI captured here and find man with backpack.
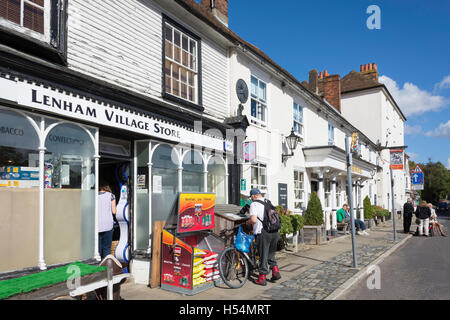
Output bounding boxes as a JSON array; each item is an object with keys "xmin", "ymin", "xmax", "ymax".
[{"xmin": 246, "ymin": 188, "xmax": 281, "ymax": 286}]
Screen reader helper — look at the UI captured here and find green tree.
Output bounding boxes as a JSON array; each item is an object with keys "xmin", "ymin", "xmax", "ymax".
[
  {"xmin": 421, "ymin": 161, "xmax": 450, "ymax": 204},
  {"xmin": 363, "ymin": 196, "xmax": 375, "ymax": 219},
  {"xmin": 304, "ymin": 192, "xmax": 324, "ymax": 226}
]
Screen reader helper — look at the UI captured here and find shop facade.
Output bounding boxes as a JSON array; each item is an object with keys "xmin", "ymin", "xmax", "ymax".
[{"xmin": 0, "ymin": 75, "xmax": 233, "ymax": 276}]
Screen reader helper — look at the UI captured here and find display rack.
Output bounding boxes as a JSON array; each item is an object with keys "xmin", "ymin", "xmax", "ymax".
[{"xmin": 160, "ymin": 193, "xmax": 226, "ymax": 296}]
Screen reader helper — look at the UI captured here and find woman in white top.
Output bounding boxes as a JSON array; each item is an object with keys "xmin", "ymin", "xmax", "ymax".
[
  {"xmin": 98, "ymin": 183, "xmax": 117, "ymax": 259},
  {"xmin": 428, "ymin": 203, "xmax": 446, "ymax": 237}
]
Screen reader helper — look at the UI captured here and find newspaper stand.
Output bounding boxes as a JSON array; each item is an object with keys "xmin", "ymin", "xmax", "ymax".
[{"xmin": 160, "ymin": 193, "xmax": 225, "ymax": 295}]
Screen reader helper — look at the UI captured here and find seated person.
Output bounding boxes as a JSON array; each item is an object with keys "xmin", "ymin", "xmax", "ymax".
[
  {"xmin": 336, "ymin": 204, "xmax": 369, "ymax": 236},
  {"xmin": 429, "ymin": 203, "xmax": 446, "ymax": 237}
]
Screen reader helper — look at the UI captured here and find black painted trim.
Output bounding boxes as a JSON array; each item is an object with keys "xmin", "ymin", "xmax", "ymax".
[{"xmin": 161, "ymin": 14, "xmax": 204, "ymax": 112}]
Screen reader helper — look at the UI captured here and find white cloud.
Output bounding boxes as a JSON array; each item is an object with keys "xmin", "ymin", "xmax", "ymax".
[
  {"xmin": 437, "ymin": 75, "xmax": 450, "ymax": 90},
  {"xmin": 379, "ymin": 75, "xmax": 449, "ymax": 117},
  {"xmin": 425, "ymin": 120, "xmax": 450, "ymax": 139},
  {"xmin": 408, "ymin": 152, "xmax": 419, "ymax": 161},
  {"xmin": 404, "ymin": 124, "xmax": 422, "ymax": 136}
]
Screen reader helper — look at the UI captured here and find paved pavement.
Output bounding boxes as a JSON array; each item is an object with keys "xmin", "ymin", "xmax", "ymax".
[
  {"xmin": 120, "ymin": 217, "xmax": 411, "ymax": 300},
  {"xmin": 338, "ymin": 215, "xmax": 450, "ymax": 300}
]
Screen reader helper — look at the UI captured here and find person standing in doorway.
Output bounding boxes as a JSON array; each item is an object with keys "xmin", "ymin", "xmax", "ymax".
[
  {"xmin": 403, "ymin": 198, "xmax": 414, "ymax": 234},
  {"xmin": 415, "ymin": 201, "xmax": 431, "ymax": 237},
  {"xmin": 98, "ymin": 182, "xmax": 117, "ymax": 259},
  {"xmin": 246, "ymin": 188, "xmax": 281, "ymax": 286}
]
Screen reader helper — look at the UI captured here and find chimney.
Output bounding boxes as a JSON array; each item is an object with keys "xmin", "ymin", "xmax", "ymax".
[
  {"xmin": 318, "ymin": 73, "xmax": 341, "ymax": 112},
  {"xmin": 201, "ymin": 0, "xmax": 229, "ymax": 26},
  {"xmin": 309, "ymin": 69, "xmax": 319, "ymax": 94},
  {"xmin": 359, "ymin": 62, "xmax": 379, "ymax": 82}
]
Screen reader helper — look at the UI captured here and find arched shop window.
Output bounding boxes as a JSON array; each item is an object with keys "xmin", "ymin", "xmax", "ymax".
[
  {"xmin": 151, "ymin": 144, "xmax": 179, "ymax": 231},
  {"xmin": 207, "ymin": 156, "xmax": 226, "ymax": 204},
  {"xmin": 44, "ymin": 122, "xmax": 96, "ymax": 266},
  {"xmin": 0, "ymin": 109, "xmax": 40, "ymax": 273},
  {"xmin": 182, "ymin": 150, "xmax": 204, "ymax": 193}
]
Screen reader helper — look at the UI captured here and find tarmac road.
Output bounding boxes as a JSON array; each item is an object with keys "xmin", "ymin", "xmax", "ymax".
[{"xmin": 339, "ymin": 215, "xmax": 450, "ymax": 300}]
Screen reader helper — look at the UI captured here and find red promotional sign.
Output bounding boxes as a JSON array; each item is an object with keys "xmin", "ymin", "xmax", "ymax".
[{"xmin": 177, "ymin": 193, "xmax": 215, "ymax": 234}]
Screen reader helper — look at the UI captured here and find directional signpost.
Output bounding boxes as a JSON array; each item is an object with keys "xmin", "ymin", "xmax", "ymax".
[{"xmin": 411, "ymin": 165, "xmax": 424, "ymax": 191}]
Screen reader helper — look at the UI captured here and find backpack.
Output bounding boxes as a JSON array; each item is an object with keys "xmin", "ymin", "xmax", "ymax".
[{"xmin": 254, "ymin": 199, "xmax": 281, "ymax": 233}]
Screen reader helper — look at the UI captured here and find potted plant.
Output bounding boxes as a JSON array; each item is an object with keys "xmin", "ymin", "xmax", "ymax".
[
  {"xmin": 363, "ymin": 196, "xmax": 375, "ymax": 228},
  {"xmin": 302, "ymin": 192, "xmax": 326, "ymax": 245},
  {"xmin": 276, "ymin": 206, "xmax": 293, "ymax": 250}
]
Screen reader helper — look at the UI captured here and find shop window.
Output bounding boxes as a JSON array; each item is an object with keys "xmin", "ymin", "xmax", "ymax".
[
  {"xmin": 149, "ymin": 144, "xmax": 179, "ymax": 245},
  {"xmin": 163, "ymin": 16, "xmax": 201, "ymax": 109},
  {"xmin": 293, "ymin": 170, "xmax": 304, "ymax": 211},
  {"xmin": 207, "ymin": 156, "xmax": 226, "ymax": 204},
  {"xmin": 0, "ymin": 109, "xmax": 40, "ymax": 273},
  {"xmin": 43, "ymin": 122, "xmax": 96, "ymax": 266},
  {"xmin": 182, "ymin": 150, "xmax": 204, "ymax": 193}
]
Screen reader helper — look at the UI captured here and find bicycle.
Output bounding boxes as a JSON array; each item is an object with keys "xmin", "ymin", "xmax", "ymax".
[{"xmin": 218, "ymin": 224, "xmax": 259, "ymax": 289}]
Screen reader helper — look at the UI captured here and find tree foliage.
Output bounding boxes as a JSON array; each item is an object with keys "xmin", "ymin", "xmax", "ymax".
[
  {"xmin": 409, "ymin": 160, "xmax": 450, "ymax": 204},
  {"xmin": 304, "ymin": 192, "xmax": 324, "ymax": 226},
  {"xmin": 363, "ymin": 196, "xmax": 375, "ymax": 219}
]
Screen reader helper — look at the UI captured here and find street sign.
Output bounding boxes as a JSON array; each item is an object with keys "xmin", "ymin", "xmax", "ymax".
[
  {"xmin": 240, "ymin": 178, "xmax": 246, "ymax": 191},
  {"xmin": 411, "ymin": 165, "xmax": 424, "ymax": 190}
]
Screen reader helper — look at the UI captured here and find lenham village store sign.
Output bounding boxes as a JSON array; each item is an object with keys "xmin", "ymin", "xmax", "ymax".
[{"xmin": 1, "ymin": 78, "xmax": 228, "ymax": 152}]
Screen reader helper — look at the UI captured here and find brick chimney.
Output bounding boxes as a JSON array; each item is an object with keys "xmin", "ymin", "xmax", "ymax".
[
  {"xmin": 318, "ymin": 71, "xmax": 341, "ymax": 112},
  {"xmin": 308, "ymin": 69, "xmax": 319, "ymax": 94},
  {"xmin": 359, "ymin": 62, "xmax": 379, "ymax": 82},
  {"xmin": 201, "ymin": 0, "xmax": 229, "ymax": 26}
]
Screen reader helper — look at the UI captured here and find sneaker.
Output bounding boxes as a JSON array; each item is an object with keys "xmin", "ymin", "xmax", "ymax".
[
  {"xmin": 270, "ymin": 266, "xmax": 281, "ymax": 282},
  {"xmin": 254, "ymin": 274, "xmax": 267, "ymax": 286},
  {"xmin": 363, "ymin": 231, "xmax": 370, "ymax": 236},
  {"xmin": 357, "ymin": 231, "xmax": 363, "ymax": 235}
]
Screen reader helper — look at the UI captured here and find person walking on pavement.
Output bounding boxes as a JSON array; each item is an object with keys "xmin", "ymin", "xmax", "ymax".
[
  {"xmin": 415, "ymin": 200, "xmax": 431, "ymax": 237},
  {"xmin": 403, "ymin": 198, "xmax": 414, "ymax": 234},
  {"xmin": 429, "ymin": 203, "xmax": 446, "ymax": 237},
  {"xmin": 98, "ymin": 182, "xmax": 117, "ymax": 259},
  {"xmin": 336, "ymin": 204, "xmax": 369, "ymax": 236},
  {"xmin": 246, "ymin": 188, "xmax": 281, "ymax": 286}
]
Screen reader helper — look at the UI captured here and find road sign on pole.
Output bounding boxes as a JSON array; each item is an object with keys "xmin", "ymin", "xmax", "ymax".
[{"xmin": 411, "ymin": 165, "xmax": 424, "ymax": 191}]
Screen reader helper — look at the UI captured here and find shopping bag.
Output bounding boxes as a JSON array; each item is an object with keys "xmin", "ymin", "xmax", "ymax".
[{"xmin": 234, "ymin": 225, "xmax": 254, "ymax": 253}]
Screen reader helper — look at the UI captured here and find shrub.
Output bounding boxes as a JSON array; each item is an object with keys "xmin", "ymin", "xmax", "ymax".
[
  {"xmin": 279, "ymin": 214, "xmax": 294, "ymax": 236},
  {"xmin": 363, "ymin": 196, "xmax": 375, "ymax": 219},
  {"xmin": 290, "ymin": 214, "xmax": 304, "ymax": 232},
  {"xmin": 304, "ymin": 192, "xmax": 324, "ymax": 226}
]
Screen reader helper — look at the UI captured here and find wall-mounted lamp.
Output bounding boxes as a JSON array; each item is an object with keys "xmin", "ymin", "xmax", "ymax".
[{"xmin": 282, "ymin": 128, "xmax": 300, "ymax": 162}]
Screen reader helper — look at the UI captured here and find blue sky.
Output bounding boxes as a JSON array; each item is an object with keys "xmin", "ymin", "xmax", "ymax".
[{"xmin": 227, "ymin": 0, "xmax": 450, "ymax": 169}]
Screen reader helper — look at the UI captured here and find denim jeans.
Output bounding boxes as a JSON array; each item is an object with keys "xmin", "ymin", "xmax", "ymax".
[
  {"xmin": 344, "ymin": 218, "xmax": 366, "ymax": 231},
  {"xmin": 98, "ymin": 229, "xmax": 113, "ymax": 259}
]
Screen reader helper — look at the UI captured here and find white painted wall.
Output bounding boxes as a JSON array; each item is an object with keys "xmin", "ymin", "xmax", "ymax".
[{"xmin": 67, "ymin": 0, "xmax": 230, "ymax": 122}]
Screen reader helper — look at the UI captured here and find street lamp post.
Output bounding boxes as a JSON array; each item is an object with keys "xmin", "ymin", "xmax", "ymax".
[{"xmin": 345, "ymin": 135, "xmax": 358, "ymax": 268}]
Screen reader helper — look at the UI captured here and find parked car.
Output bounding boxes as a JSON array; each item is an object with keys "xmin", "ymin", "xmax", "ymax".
[{"xmin": 436, "ymin": 200, "xmax": 449, "ymax": 216}]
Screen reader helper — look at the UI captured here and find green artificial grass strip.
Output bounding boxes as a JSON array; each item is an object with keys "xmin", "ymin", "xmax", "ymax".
[{"xmin": 0, "ymin": 262, "xmax": 107, "ymax": 300}]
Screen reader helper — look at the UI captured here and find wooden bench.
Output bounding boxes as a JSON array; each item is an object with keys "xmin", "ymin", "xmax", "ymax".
[{"xmin": 337, "ymin": 222, "xmax": 349, "ymax": 233}]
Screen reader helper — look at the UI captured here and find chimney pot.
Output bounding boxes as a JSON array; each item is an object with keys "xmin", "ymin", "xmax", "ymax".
[
  {"xmin": 373, "ymin": 63, "xmax": 378, "ymax": 71},
  {"xmin": 360, "ymin": 65, "xmax": 364, "ymax": 72},
  {"xmin": 324, "ymin": 70, "xmax": 329, "ymax": 77}
]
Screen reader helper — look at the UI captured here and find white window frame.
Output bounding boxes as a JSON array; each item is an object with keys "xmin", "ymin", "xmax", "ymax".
[
  {"xmin": 0, "ymin": 0, "xmax": 51, "ymax": 42},
  {"xmin": 328, "ymin": 124, "xmax": 335, "ymax": 146},
  {"xmin": 164, "ymin": 21, "xmax": 199, "ymax": 104},
  {"xmin": 293, "ymin": 169, "xmax": 305, "ymax": 211},
  {"xmin": 250, "ymin": 161, "xmax": 267, "ymax": 192},
  {"xmin": 250, "ymin": 76, "xmax": 268, "ymax": 127},
  {"xmin": 293, "ymin": 102, "xmax": 304, "ymax": 142},
  {"xmin": 324, "ymin": 178, "xmax": 332, "ymax": 208}
]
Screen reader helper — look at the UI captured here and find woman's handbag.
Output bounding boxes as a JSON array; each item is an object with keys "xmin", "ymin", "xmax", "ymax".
[
  {"xmin": 234, "ymin": 225, "xmax": 254, "ymax": 253},
  {"xmin": 415, "ymin": 218, "xmax": 421, "ymax": 225}
]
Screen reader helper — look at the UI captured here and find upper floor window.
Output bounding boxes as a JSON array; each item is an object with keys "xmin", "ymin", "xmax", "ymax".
[
  {"xmin": 293, "ymin": 102, "xmax": 304, "ymax": 141},
  {"xmin": 0, "ymin": 0, "xmax": 49, "ymax": 40},
  {"xmin": 328, "ymin": 124, "xmax": 334, "ymax": 146},
  {"xmin": 250, "ymin": 76, "xmax": 267, "ymax": 126},
  {"xmin": 163, "ymin": 18, "xmax": 200, "ymax": 107}
]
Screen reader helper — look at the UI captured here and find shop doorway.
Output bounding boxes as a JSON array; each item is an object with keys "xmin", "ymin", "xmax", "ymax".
[{"xmin": 99, "ymin": 157, "xmax": 132, "ymax": 266}]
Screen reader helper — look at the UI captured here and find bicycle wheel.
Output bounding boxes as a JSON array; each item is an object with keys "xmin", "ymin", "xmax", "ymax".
[{"xmin": 218, "ymin": 247, "xmax": 249, "ymax": 289}]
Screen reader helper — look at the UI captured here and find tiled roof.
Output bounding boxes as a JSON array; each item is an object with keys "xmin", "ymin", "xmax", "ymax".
[{"xmin": 341, "ymin": 70, "xmax": 382, "ymax": 93}]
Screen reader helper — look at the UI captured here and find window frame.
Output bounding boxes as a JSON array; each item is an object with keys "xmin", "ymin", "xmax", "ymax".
[
  {"xmin": 0, "ymin": 0, "xmax": 50, "ymax": 41},
  {"xmin": 0, "ymin": 0, "xmax": 68, "ymax": 65},
  {"xmin": 328, "ymin": 124, "xmax": 335, "ymax": 146},
  {"xmin": 250, "ymin": 161, "xmax": 267, "ymax": 192},
  {"xmin": 293, "ymin": 102, "xmax": 304, "ymax": 142},
  {"xmin": 250, "ymin": 75, "xmax": 268, "ymax": 127},
  {"xmin": 293, "ymin": 169, "xmax": 305, "ymax": 211},
  {"xmin": 161, "ymin": 14, "xmax": 203, "ymax": 112}
]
